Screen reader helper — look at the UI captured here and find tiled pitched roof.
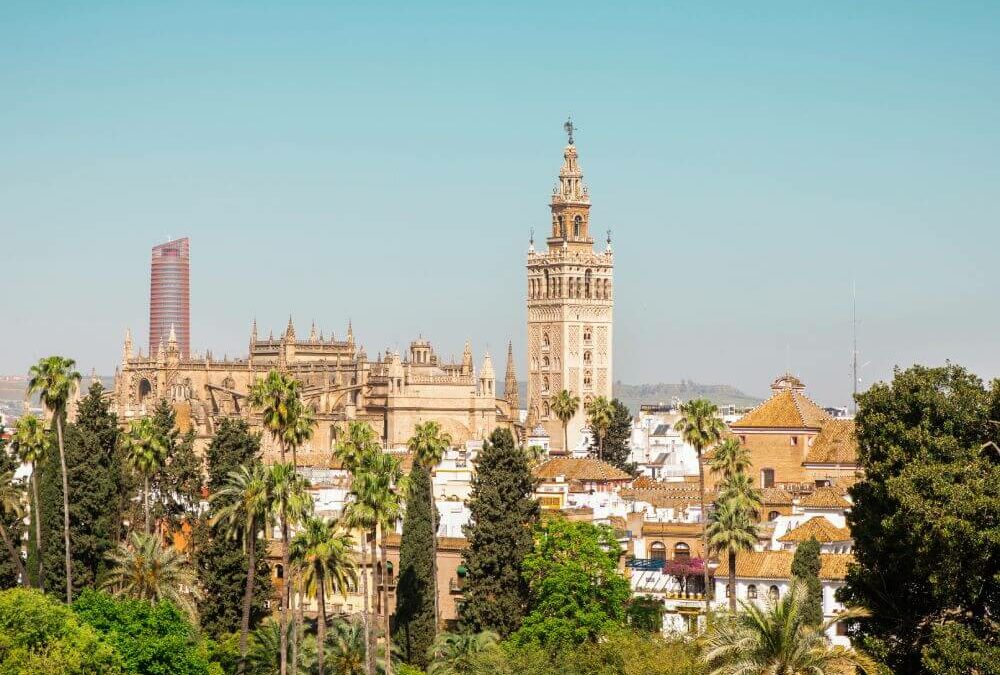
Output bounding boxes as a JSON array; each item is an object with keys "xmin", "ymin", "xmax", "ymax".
[
  {"xmin": 383, "ymin": 533, "xmax": 468, "ymax": 551},
  {"xmin": 732, "ymin": 389, "xmax": 828, "ymax": 429},
  {"xmin": 534, "ymin": 458, "xmax": 632, "ymax": 482},
  {"xmin": 715, "ymin": 551, "xmax": 855, "ymax": 581},
  {"xmin": 805, "ymin": 419, "xmax": 858, "ymax": 465},
  {"xmin": 778, "ymin": 516, "xmax": 852, "ymax": 543},
  {"xmin": 642, "ymin": 521, "xmax": 703, "ymax": 537},
  {"xmin": 761, "ymin": 488, "xmax": 794, "ymax": 506},
  {"xmin": 620, "ymin": 487, "xmax": 712, "ymax": 509},
  {"xmin": 800, "ymin": 486, "xmax": 852, "ymax": 510}
]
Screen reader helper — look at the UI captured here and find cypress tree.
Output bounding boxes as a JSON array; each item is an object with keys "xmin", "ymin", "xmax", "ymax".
[
  {"xmin": 791, "ymin": 537, "xmax": 823, "ymax": 626},
  {"xmin": 37, "ymin": 383, "xmax": 123, "ymax": 594},
  {"xmin": 0, "ymin": 428, "xmax": 25, "ymax": 589},
  {"xmin": 393, "ymin": 462, "xmax": 437, "ymax": 668},
  {"xmin": 592, "ymin": 399, "xmax": 637, "ymax": 474},
  {"xmin": 460, "ymin": 427, "xmax": 539, "ymax": 636},
  {"xmin": 194, "ymin": 417, "xmax": 273, "ymax": 637}
]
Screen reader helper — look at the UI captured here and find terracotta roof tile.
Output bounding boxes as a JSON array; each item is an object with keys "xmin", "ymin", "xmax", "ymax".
[
  {"xmin": 732, "ymin": 389, "xmax": 828, "ymax": 429},
  {"xmin": 800, "ymin": 486, "xmax": 852, "ymax": 510},
  {"xmin": 534, "ymin": 458, "xmax": 632, "ymax": 482},
  {"xmin": 761, "ymin": 488, "xmax": 794, "ymax": 506},
  {"xmin": 716, "ymin": 551, "xmax": 855, "ymax": 581},
  {"xmin": 778, "ymin": 516, "xmax": 852, "ymax": 543},
  {"xmin": 805, "ymin": 419, "xmax": 858, "ymax": 465}
]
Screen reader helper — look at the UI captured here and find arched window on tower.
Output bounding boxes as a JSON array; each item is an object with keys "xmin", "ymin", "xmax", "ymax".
[
  {"xmin": 573, "ymin": 215, "xmax": 582, "ymax": 238},
  {"xmin": 542, "ymin": 333, "xmax": 550, "ymax": 348},
  {"xmin": 544, "ymin": 270, "xmax": 550, "ymax": 298},
  {"xmin": 583, "ymin": 351, "xmax": 592, "ymax": 364},
  {"xmin": 542, "ymin": 356, "xmax": 550, "ymax": 369},
  {"xmin": 557, "ymin": 215, "xmax": 565, "ymax": 238},
  {"xmin": 585, "ymin": 269, "xmax": 592, "ymax": 298}
]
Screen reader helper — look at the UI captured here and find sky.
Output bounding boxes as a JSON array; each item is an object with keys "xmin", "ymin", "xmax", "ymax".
[{"xmin": 2, "ymin": 2, "xmax": 998, "ymax": 406}]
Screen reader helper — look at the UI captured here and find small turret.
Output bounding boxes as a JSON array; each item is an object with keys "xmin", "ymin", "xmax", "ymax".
[
  {"xmin": 285, "ymin": 315, "xmax": 296, "ymax": 342},
  {"xmin": 310, "ymin": 321, "xmax": 318, "ymax": 342},
  {"xmin": 250, "ymin": 318, "xmax": 258, "ymax": 344},
  {"xmin": 479, "ymin": 352, "xmax": 495, "ymax": 397},
  {"xmin": 122, "ymin": 328, "xmax": 133, "ymax": 363},
  {"xmin": 347, "ymin": 320, "xmax": 354, "ymax": 345},
  {"xmin": 462, "ymin": 340, "xmax": 473, "ymax": 376}
]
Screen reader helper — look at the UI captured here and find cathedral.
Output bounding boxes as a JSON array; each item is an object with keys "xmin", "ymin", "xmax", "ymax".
[
  {"xmin": 526, "ymin": 122, "xmax": 614, "ymax": 451},
  {"xmin": 111, "ymin": 124, "xmax": 613, "ymax": 458}
]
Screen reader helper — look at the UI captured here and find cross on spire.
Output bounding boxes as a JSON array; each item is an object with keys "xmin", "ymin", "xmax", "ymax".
[{"xmin": 563, "ymin": 117, "xmax": 575, "ymax": 145}]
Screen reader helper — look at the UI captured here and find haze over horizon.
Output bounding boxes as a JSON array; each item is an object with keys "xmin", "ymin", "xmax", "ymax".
[{"xmin": 3, "ymin": 2, "xmax": 998, "ymax": 406}]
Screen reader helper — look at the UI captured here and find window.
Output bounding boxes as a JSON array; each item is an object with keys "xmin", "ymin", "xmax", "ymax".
[
  {"xmin": 739, "ymin": 435, "xmax": 746, "ymax": 444},
  {"xmin": 583, "ymin": 351, "xmax": 592, "ymax": 364},
  {"xmin": 542, "ymin": 376, "xmax": 549, "ymax": 391},
  {"xmin": 276, "ymin": 564, "xmax": 284, "ymax": 579},
  {"xmin": 573, "ymin": 215, "xmax": 582, "ymax": 237},
  {"xmin": 650, "ymin": 542, "xmax": 666, "ymax": 562},
  {"xmin": 761, "ymin": 468, "xmax": 775, "ymax": 489},
  {"xmin": 674, "ymin": 543, "xmax": 690, "ymax": 561},
  {"xmin": 543, "ymin": 333, "xmax": 550, "ymax": 348},
  {"xmin": 747, "ymin": 584, "xmax": 758, "ymax": 599},
  {"xmin": 542, "ymin": 356, "xmax": 550, "ymax": 369},
  {"xmin": 557, "ymin": 215, "xmax": 565, "ymax": 238},
  {"xmin": 725, "ymin": 584, "xmax": 731, "ymax": 598},
  {"xmin": 768, "ymin": 510, "xmax": 780, "ymax": 521},
  {"xmin": 542, "ymin": 401, "xmax": 550, "ymax": 417},
  {"xmin": 583, "ymin": 327, "xmax": 592, "ymax": 342},
  {"xmin": 583, "ymin": 371, "xmax": 592, "ymax": 388},
  {"xmin": 769, "ymin": 585, "xmax": 780, "ymax": 600},
  {"xmin": 836, "ymin": 619, "xmax": 849, "ymax": 636},
  {"xmin": 584, "ymin": 269, "xmax": 592, "ymax": 298},
  {"xmin": 790, "ymin": 436, "xmax": 798, "ymax": 446}
]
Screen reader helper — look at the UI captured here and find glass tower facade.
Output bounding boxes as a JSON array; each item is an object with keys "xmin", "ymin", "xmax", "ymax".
[{"xmin": 149, "ymin": 237, "xmax": 190, "ymax": 358}]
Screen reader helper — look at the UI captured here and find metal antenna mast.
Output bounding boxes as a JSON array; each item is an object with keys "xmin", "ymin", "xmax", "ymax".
[{"xmin": 852, "ymin": 281, "xmax": 858, "ymax": 414}]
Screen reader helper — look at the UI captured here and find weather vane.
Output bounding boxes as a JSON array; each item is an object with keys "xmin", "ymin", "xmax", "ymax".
[{"xmin": 563, "ymin": 117, "xmax": 575, "ymax": 145}]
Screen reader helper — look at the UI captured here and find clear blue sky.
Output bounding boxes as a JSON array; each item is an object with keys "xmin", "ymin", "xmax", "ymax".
[{"xmin": 3, "ymin": 1, "xmax": 998, "ymax": 405}]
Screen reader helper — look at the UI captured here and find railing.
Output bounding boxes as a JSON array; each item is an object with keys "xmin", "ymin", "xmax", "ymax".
[
  {"xmin": 449, "ymin": 578, "xmax": 465, "ymax": 593},
  {"xmin": 626, "ymin": 558, "xmax": 665, "ymax": 571}
]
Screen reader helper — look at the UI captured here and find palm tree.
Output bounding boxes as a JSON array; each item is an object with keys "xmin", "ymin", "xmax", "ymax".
[
  {"xmin": 674, "ymin": 397, "xmax": 726, "ymax": 613},
  {"xmin": 426, "ymin": 631, "xmax": 500, "ymax": 675},
  {"xmin": 247, "ymin": 618, "xmax": 316, "ymax": 675},
  {"xmin": 0, "ymin": 470, "xmax": 28, "ymax": 588},
  {"xmin": 324, "ymin": 619, "xmax": 372, "ymax": 675},
  {"xmin": 291, "ymin": 516, "xmax": 359, "ymax": 675},
  {"xmin": 121, "ymin": 417, "xmax": 169, "ymax": 535},
  {"xmin": 334, "ymin": 421, "xmax": 381, "ymax": 675},
  {"xmin": 103, "ymin": 531, "xmax": 201, "ymax": 619},
  {"xmin": 281, "ymin": 404, "xmax": 315, "ymax": 671},
  {"xmin": 707, "ymin": 497, "xmax": 759, "ymax": 613},
  {"xmin": 27, "ymin": 355, "xmax": 81, "ymax": 602},
  {"xmin": 248, "ymin": 370, "xmax": 302, "ymax": 463},
  {"xmin": 550, "ymin": 390, "xmax": 579, "ymax": 454},
  {"xmin": 212, "ymin": 462, "xmax": 276, "ymax": 675},
  {"xmin": 708, "ymin": 438, "xmax": 752, "ymax": 481},
  {"xmin": 348, "ymin": 451, "xmax": 403, "ymax": 675},
  {"xmin": 12, "ymin": 414, "xmax": 49, "ymax": 589},
  {"xmin": 585, "ymin": 396, "xmax": 614, "ymax": 460},
  {"xmin": 406, "ymin": 420, "xmax": 451, "ymax": 628},
  {"xmin": 270, "ymin": 462, "xmax": 314, "ymax": 675},
  {"xmin": 703, "ymin": 581, "xmax": 876, "ymax": 675}
]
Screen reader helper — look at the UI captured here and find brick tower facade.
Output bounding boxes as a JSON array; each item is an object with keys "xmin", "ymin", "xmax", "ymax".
[{"xmin": 526, "ymin": 124, "xmax": 614, "ymax": 452}]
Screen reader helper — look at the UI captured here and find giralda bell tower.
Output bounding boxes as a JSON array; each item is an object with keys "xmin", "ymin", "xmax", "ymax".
[{"xmin": 526, "ymin": 121, "xmax": 614, "ymax": 453}]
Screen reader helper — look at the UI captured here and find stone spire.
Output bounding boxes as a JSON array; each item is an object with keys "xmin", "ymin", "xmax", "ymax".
[
  {"xmin": 285, "ymin": 315, "xmax": 296, "ymax": 341},
  {"xmin": 479, "ymin": 351, "xmax": 495, "ymax": 398},
  {"xmin": 168, "ymin": 323, "xmax": 178, "ymax": 346},
  {"xmin": 250, "ymin": 318, "xmax": 258, "ymax": 344},
  {"xmin": 347, "ymin": 320, "xmax": 354, "ymax": 345},
  {"xmin": 504, "ymin": 340, "xmax": 519, "ymax": 412},
  {"xmin": 310, "ymin": 321, "xmax": 318, "ymax": 342},
  {"xmin": 123, "ymin": 328, "xmax": 133, "ymax": 362},
  {"xmin": 462, "ymin": 340, "xmax": 473, "ymax": 376}
]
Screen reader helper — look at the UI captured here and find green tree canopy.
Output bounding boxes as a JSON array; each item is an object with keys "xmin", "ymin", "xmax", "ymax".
[
  {"xmin": 0, "ymin": 588, "xmax": 123, "ymax": 674},
  {"xmin": 840, "ymin": 364, "xmax": 1000, "ymax": 673},
  {"xmin": 460, "ymin": 428, "xmax": 539, "ymax": 637},
  {"xmin": 513, "ymin": 518, "xmax": 631, "ymax": 650},
  {"xmin": 0, "ymin": 432, "xmax": 25, "ymax": 590},
  {"xmin": 73, "ymin": 588, "xmax": 219, "ymax": 675}
]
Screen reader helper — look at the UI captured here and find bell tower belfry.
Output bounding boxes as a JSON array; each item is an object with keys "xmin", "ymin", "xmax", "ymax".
[{"xmin": 526, "ymin": 121, "xmax": 614, "ymax": 453}]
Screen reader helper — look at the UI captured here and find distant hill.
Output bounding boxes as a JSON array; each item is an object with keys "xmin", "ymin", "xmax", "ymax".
[{"xmin": 503, "ymin": 380, "xmax": 761, "ymax": 414}]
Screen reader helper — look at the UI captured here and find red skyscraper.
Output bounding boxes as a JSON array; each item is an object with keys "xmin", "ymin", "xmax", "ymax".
[{"xmin": 149, "ymin": 237, "xmax": 190, "ymax": 358}]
